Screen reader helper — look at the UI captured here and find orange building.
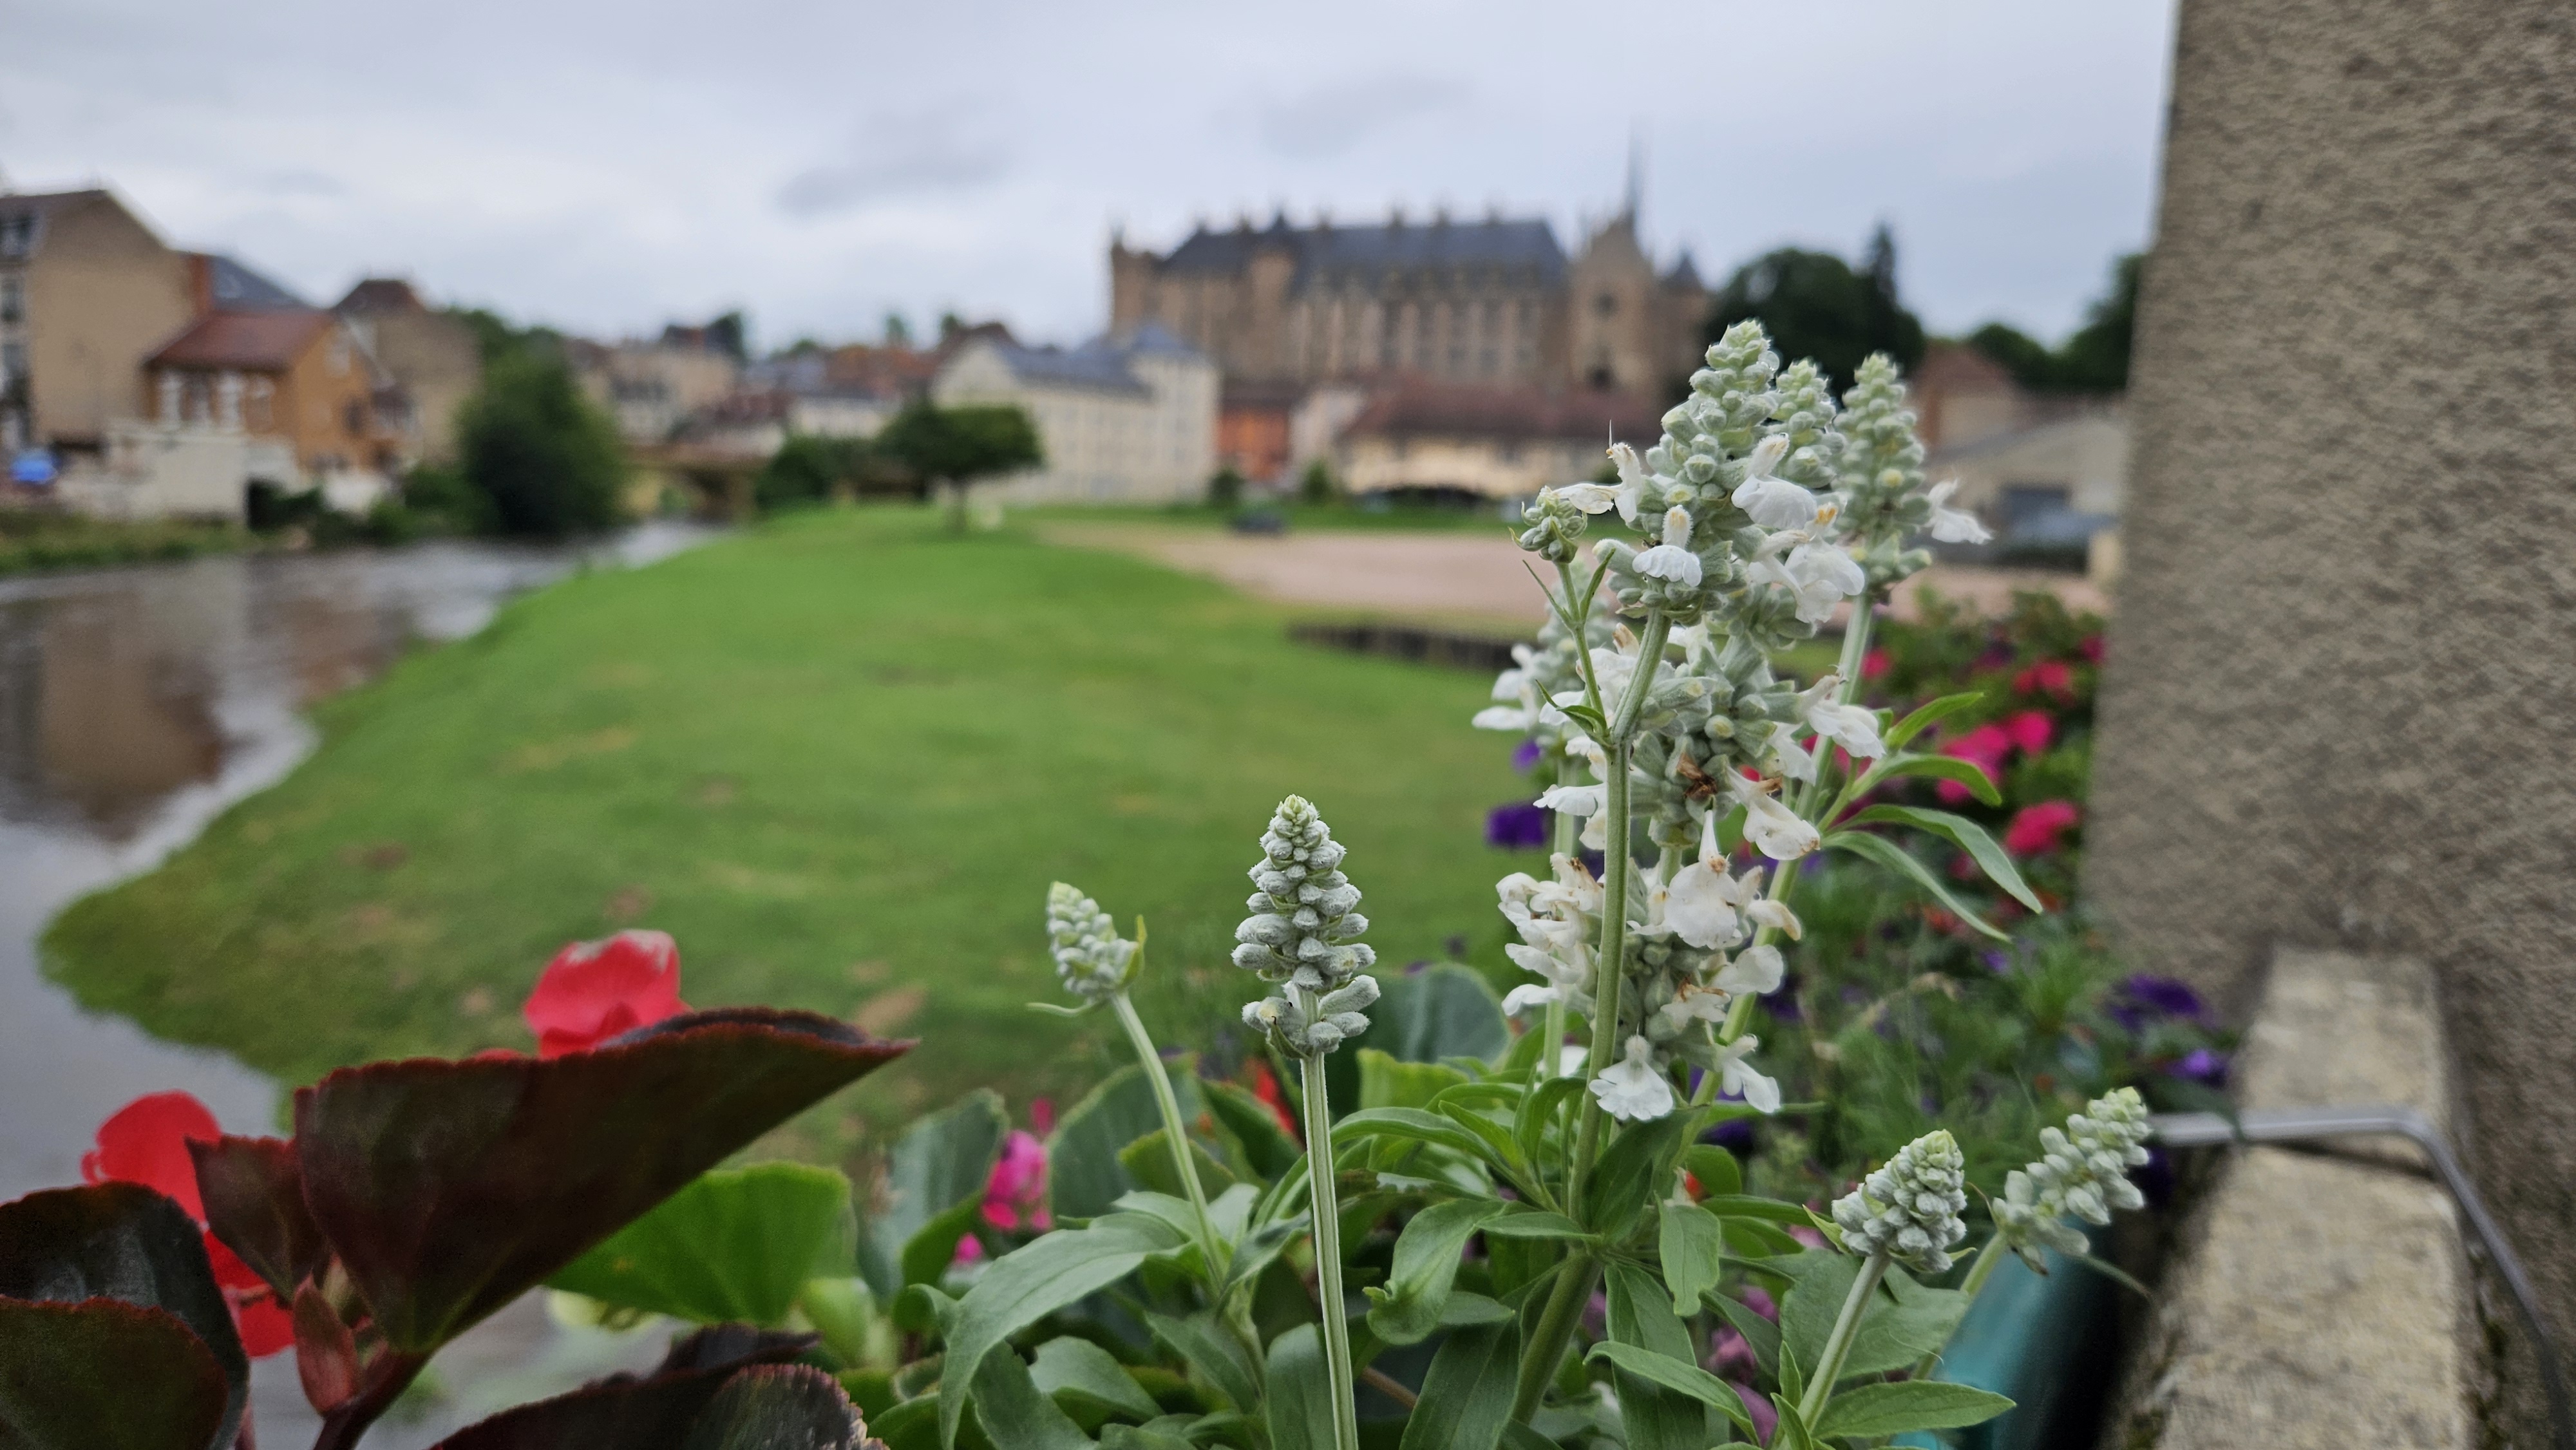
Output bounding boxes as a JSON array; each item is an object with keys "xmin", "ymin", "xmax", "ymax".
[{"xmin": 142, "ymin": 306, "xmax": 399, "ymax": 474}]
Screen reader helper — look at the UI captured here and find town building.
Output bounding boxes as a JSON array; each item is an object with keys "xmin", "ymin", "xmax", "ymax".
[
  {"xmin": 1909, "ymin": 341, "xmax": 2128, "ymax": 579},
  {"xmin": 572, "ymin": 331, "xmax": 743, "ymax": 445},
  {"xmin": 334, "ymin": 279, "xmax": 482, "ymax": 463},
  {"xmin": 1331, "ymin": 379, "xmax": 1660, "ymax": 500},
  {"xmin": 0, "ymin": 189, "xmax": 198, "ymax": 459},
  {"xmin": 931, "ymin": 325, "xmax": 1217, "ymax": 504},
  {"xmin": 140, "ymin": 297, "xmax": 402, "ymax": 512}
]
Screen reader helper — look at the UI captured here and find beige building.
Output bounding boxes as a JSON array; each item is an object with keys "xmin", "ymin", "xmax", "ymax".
[
  {"xmin": 334, "ymin": 279, "xmax": 482, "ymax": 463},
  {"xmin": 573, "ymin": 338, "xmax": 742, "ymax": 444},
  {"xmin": 933, "ymin": 325, "xmax": 1217, "ymax": 504},
  {"xmin": 0, "ymin": 189, "xmax": 197, "ymax": 457},
  {"xmin": 1334, "ymin": 380, "xmax": 1659, "ymax": 499},
  {"xmin": 1108, "ymin": 198, "xmax": 1705, "ymax": 403},
  {"xmin": 1927, "ymin": 406, "xmax": 2127, "ymax": 531}
]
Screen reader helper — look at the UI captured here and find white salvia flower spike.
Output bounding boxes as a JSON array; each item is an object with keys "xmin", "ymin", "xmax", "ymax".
[
  {"xmin": 1992, "ymin": 1088, "xmax": 2154, "ymax": 1269},
  {"xmin": 1831, "ymin": 1128, "xmax": 1971, "ymax": 1275},
  {"xmin": 1732, "ymin": 435, "xmax": 1819, "ymax": 530},
  {"xmin": 1045, "ymin": 881, "xmax": 1135, "ymax": 1002},
  {"xmin": 1233, "ymin": 795, "xmax": 1378, "ymax": 1056}
]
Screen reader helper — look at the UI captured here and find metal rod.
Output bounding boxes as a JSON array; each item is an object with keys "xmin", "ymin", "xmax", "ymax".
[{"xmin": 2150, "ymin": 1106, "xmax": 2573, "ymax": 1450}]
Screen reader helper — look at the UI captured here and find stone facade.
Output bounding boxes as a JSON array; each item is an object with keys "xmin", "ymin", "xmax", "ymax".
[
  {"xmin": 0, "ymin": 189, "xmax": 196, "ymax": 455},
  {"xmin": 1108, "ymin": 205, "xmax": 1703, "ymax": 402},
  {"xmin": 2082, "ymin": 0, "xmax": 2576, "ymax": 1436},
  {"xmin": 933, "ymin": 325, "xmax": 1217, "ymax": 504}
]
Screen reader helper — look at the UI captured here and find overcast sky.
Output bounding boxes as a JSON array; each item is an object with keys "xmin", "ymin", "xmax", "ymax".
[{"xmin": 2, "ymin": 0, "xmax": 2177, "ymax": 350}]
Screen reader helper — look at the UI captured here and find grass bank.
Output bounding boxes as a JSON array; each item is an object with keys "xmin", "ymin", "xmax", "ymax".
[
  {"xmin": 44, "ymin": 505, "xmax": 1535, "ymax": 1151},
  {"xmin": 0, "ymin": 512, "xmax": 251, "ymax": 576}
]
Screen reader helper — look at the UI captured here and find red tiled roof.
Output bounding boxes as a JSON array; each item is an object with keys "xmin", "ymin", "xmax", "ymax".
[
  {"xmin": 1343, "ymin": 378, "xmax": 1663, "ymax": 444},
  {"xmin": 148, "ymin": 310, "xmax": 334, "ymax": 372}
]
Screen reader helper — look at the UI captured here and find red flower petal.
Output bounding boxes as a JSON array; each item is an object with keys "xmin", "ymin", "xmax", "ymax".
[
  {"xmin": 523, "ymin": 930, "xmax": 688, "ymax": 1059},
  {"xmin": 82, "ymin": 1091, "xmax": 222, "ymax": 1219},
  {"xmin": 232, "ymin": 1288, "xmax": 296, "ymax": 1358}
]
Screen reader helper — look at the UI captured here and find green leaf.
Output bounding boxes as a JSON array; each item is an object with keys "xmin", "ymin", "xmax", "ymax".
[
  {"xmin": 860, "ymin": 1091, "xmax": 1008, "ymax": 1295},
  {"xmin": 1821, "ymin": 830, "xmax": 2009, "ymax": 940},
  {"xmin": 1848, "ymin": 805, "xmax": 2044, "ymax": 912},
  {"xmin": 1262, "ymin": 1324, "xmax": 1336, "ymax": 1450},
  {"xmin": 1116, "ymin": 1129, "xmax": 1240, "ymax": 1207},
  {"xmin": 1811, "ymin": 1381, "xmax": 2015, "ymax": 1438},
  {"xmin": 1842, "ymin": 750, "xmax": 2001, "ymax": 811},
  {"xmin": 1841, "ymin": 1270, "xmax": 1974, "ymax": 1377},
  {"xmin": 1883, "ymin": 691, "xmax": 1987, "ymax": 751},
  {"xmin": 1583, "ymin": 1344, "xmax": 1756, "ymax": 1435},
  {"xmin": 968, "ymin": 1347, "xmax": 1097, "ymax": 1450},
  {"xmin": 1146, "ymin": 1310, "xmax": 1261, "ymax": 1413},
  {"xmin": 1601, "ymin": 1261, "xmax": 1712, "ymax": 1450},
  {"xmin": 1048, "ymin": 1062, "xmax": 1206, "ymax": 1223},
  {"xmin": 549, "ymin": 1162, "xmax": 854, "ymax": 1326},
  {"xmin": 1364, "ymin": 1198, "xmax": 1509, "ymax": 1344},
  {"xmin": 1512, "ymin": 1077, "xmax": 1586, "ymax": 1163},
  {"xmin": 1358, "ymin": 965, "xmax": 1510, "ymax": 1065},
  {"xmin": 1678, "ymin": 1145, "xmax": 1741, "ymax": 1200},
  {"xmin": 1330, "ymin": 1107, "xmax": 1489, "ymax": 1160},
  {"xmin": 0, "ymin": 1183, "xmax": 247, "ymax": 1450},
  {"xmin": 0, "ymin": 1299, "xmax": 231, "ymax": 1450},
  {"xmin": 1397, "ymin": 1318, "xmax": 1521, "ymax": 1450},
  {"xmin": 1694, "ymin": 1194, "xmax": 1817, "ymax": 1225},
  {"xmin": 1779, "ymin": 1251, "xmax": 1862, "ymax": 1382},
  {"xmin": 1582, "ymin": 1113, "xmax": 1690, "ymax": 1239},
  {"xmin": 1707, "ymin": 1293, "xmax": 1780, "ymax": 1381},
  {"xmin": 295, "ymin": 1008, "xmax": 908, "ymax": 1355},
  {"xmin": 1359, "ymin": 1050, "xmax": 1470, "ymax": 1111},
  {"xmin": 940, "ymin": 1212, "xmax": 1187, "ymax": 1449},
  {"xmin": 1203, "ymin": 1080, "xmax": 1302, "ymax": 1182},
  {"xmin": 1432, "ymin": 1101, "xmax": 1528, "ymax": 1174},
  {"xmin": 1032, "ymin": 1337, "xmax": 1160, "ymax": 1427},
  {"xmin": 682, "ymin": 1365, "xmax": 876, "ymax": 1450},
  {"xmin": 1480, "ymin": 1209, "xmax": 1586, "ymax": 1241},
  {"xmin": 1658, "ymin": 1204, "xmax": 1727, "ymax": 1316}
]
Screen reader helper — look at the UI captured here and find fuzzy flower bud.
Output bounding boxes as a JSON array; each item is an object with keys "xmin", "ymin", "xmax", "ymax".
[
  {"xmin": 1233, "ymin": 795, "xmax": 1374, "ymax": 991},
  {"xmin": 1992, "ymin": 1088, "xmax": 2154, "ymax": 1269},
  {"xmin": 1517, "ymin": 487, "xmax": 1591, "ymax": 563},
  {"xmin": 1045, "ymin": 882, "xmax": 1133, "ymax": 1002},
  {"xmin": 1244, "ymin": 973, "xmax": 1381, "ymax": 1057},
  {"xmin": 1830, "ymin": 1128, "xmax": 1969, "ymax": 1275}
]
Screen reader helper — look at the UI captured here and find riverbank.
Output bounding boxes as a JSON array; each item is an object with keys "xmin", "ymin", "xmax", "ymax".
[
  {"xmin": 0, "ymin": 513, "xmax": 253, "ymax": 576},
  {"xmin": 41, "ymin": 505, "xmax": 1526, "ymax": 1155}
]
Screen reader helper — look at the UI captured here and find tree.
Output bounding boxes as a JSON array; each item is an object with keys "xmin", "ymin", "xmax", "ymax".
[
  {"xmin": 457, "ymin": 353, "xmax": 626, "ymax": 536},
  {"xmin": 874, "ymin": 402, "xmax": 1043, "ymax": 530},
  {"xmin": 1705, "ymin": 224, "xmax": 1926, "ymax": 388},
  {"xmin": 1964, "ymin": 252, "xmax": 2141, "ymax": 393},
  {"xmin": 757, "ymin": 434, "xmax": 860, "ymax": 509}
]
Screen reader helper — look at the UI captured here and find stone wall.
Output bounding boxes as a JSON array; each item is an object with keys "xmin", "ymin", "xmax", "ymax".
[{"xmin": 2083, "ymin": 0, "xmax": 2576, "ymax": 1433}]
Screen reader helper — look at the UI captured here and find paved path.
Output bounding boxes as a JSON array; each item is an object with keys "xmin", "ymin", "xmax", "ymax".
[{"xmin": 1048, "ymin": 523, "xmax": 2110, "ymax": 628}]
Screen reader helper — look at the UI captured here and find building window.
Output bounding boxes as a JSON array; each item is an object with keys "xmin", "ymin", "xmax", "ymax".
[
  {"xmin": 0, "ymin": 341, "xmax": 22, "ymax": 386},
  {"xmin": 0, "ymin": 217, "xmax": 32, "ymax": 259},
  {"xmin": 0, "ymin": 276, "xmax": 20, "ymax": 323},
  {"xmin": 344, "ymin": 399, "xmax": 368, "ymax": 437},
  {"xmin": 1593, "ymin": 292, "xmax": 1617, "ymax": 317}
]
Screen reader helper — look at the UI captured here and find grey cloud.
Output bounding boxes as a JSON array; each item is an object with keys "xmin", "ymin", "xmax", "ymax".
[
  {"xmin": 1256, "ymin": 75, "xmax": 1472, "ymax": 160},
  {"xmin": 251, "ymin": 168, "xmax": 344, "ymax": 198},
  {"xmin": 777, "ymin": 113, "xmax": 1011, "ymax": 218}
]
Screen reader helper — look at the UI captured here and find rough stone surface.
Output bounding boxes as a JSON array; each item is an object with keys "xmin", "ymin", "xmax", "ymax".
[
  {"xmin": 2082, "ymin": 0, "xmax": 2576, "ymax": 1431},
  {"xmin": 2115, "ymin": 952, "xmax": 2475, "ymax": 1449}
]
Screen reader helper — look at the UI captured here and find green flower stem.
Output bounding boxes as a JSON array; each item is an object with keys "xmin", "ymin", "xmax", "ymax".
[
  {"xmin": 1909, "ymin": 1243, "xmax": 2008, "ymax": 1380},
  {"xmin": 1797, "ymin": 1250, "xmax": 1891, "ymax": 1427},
  {"xmin": 1542, "ymin": 802, "xmax": 1578, "ymax": 1077},
  {"xmin": 1713, "ymin": 598, "xmax": 1879, "ymax": 1054},
  {"xmin": 1570, "ymin": 608, "xmax": 1671, "ymax": 1194},
  {"xmin": 1510, "ymin": 1253, "xmax": 1599, "ymax": 1424},
  {"xmin": 1294, "ymin": 1033, "xmax": 1363, "ymax": 1450},
  {"xmin": 1111, "ymin": 990, "xmax": 1223, "ymax": 1273}
]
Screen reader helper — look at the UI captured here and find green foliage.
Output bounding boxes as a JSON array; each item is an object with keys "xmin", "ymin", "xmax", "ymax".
[
  {"xmin": 860, "ymin": 1091, "xmax": 1008, "ymax": 1295},
  {"xmin": 878, "ymin": 403, "xmax": 1043, "ymax": 488},
  {"xmin": 1964, "ymin": 252, "xmax": 2140, "ymax": 393},
  {"xmin": 1296, "ymin": 459, "xmax": 1338, "ymax": 505},
  {"xmin": 1705, "ymin": 227, "xmax": 1926, "ymax": 388},
  {"xmin": 936, "ymin": 1212, "xmax": 1188, "ymax": 1449},
  {"xmin": 549, "ymin": 1162, "xmax": 856, "ymax": 1325},
  {"xmin": 457, "ymin": 353, "xmax": 627, "ymax": 537},
  {"xmin": 1047, "ymin": 1062, "xmax": 1206, "ymax": 1221},
  {"xmin": 1206, "ymin": 468, "xmax": 1245, "ymax": 511},
  {"xmin": 1399, "ymin": 1319, "xmax": 1521, "ymax": 1450},
  {"xmin": 758, "ymin": 434, "xmax": 866, "ymax": 509}
]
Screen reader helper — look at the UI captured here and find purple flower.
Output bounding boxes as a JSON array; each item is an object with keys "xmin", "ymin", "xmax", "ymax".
[
  {"xmin": 2170, "ymin": 1048, "xmax": 2228, "ymax": 1086},
  {"xmin": 1485, "ymin": 801, "xmax": 1551, "ymax": 851},
  {"xmin": 1759, "ymin": 975, "xmax": 1803, "ymax": 1024},
  {"xmin": 2118, "ymin": 974, "xmax": 2211, "ymax": 1024},
  {"xmin": 1511, "ymin": 737, "xmax": 1544, "ymax": 772},
  {"xmin": 1980, "ymin": 948, "xmax": 2013, "ymax": 975}
]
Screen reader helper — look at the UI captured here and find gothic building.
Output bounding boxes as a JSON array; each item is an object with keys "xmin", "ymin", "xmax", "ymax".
[{"xmin": 1107, "ymin": 199, "xmax": 1707, "ymax": 404}]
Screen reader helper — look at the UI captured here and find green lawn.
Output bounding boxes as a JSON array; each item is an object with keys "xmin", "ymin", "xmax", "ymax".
[{"xmin": 44, "ymin": 506, "xmax": 1539, "ymax": 1154}]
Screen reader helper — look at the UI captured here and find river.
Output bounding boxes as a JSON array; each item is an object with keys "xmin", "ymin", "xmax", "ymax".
[{"xmin": 0, "ymin": 524, "xmax": 710, "ymax": 1441}]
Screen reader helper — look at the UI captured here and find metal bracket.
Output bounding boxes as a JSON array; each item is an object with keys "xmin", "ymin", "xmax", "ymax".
[{"xmin": 2151, "ymin": 1105, "xmax": 2571, "ymax": 1450}]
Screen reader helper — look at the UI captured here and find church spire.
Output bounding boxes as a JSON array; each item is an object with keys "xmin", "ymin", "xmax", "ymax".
[{"xmin": 1622, "ymin": 127, "xmax": 1643, "ymax": 222}]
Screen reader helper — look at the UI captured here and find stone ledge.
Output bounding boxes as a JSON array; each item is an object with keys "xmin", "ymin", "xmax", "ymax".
[{"xmin": 2110, "ymin": 950, "xmax": 2480, "ymax": 1449}]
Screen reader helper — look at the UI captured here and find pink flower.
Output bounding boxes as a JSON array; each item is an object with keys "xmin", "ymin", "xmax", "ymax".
[
  {"xmin": 1861, "ymin": 648, "xmax": 1891, "ymax": 681},
  {"xmin": 2079, "ymin": 634, "xmax": 2105, "ymax": 664},
  {"xmin": 2003, "ymin": 800, "xmax": 2083, "ymax": 856},
  {"xmin": 2013, "ymin": 659, "xmax": 2076, "ymax": 701},
  {"xmin": 522, "ymin": 930, "xmax": 689, "ymax": 1058},
  {"xmin": 1706, "ymin": 1326, "xmax": 1757, "ymax": 1378},
  {"xmin": 84, "ymin": 1092, "xmax": 294, "ymax": 1357},
  {"xmin": 981, "ymin": 1131, "xmax": 1051, "ymax": 1233},
  {"xmin": 2000, "ymin": 710, "xmax": 2055, "ymax": 757},
  {"xmin": 1934, "ymin": 724, "xmax": 2010, "ymax": 804},
  {"xmin": 1738, "ymin": 1384, "xmax": 1778, "ymax": 1444},
  {"xmin": 1739, "ymin": 1285, "xmax": 1779, "ymax": 1322}
]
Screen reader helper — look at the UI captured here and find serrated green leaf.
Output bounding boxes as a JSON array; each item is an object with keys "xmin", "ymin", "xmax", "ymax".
[
  {"xmin": 1848, "ymin": 804, "xmax": 2044, "ymax": 911},
  {"xmin": 1583, "ymin": 1344, "xmax": 1757, "ymax": 1434},
  {"xmin": 1812, "ymin": 1380, "xmax": 2014, "ymax": 1438},
  {"xmin": 1032, "ymin": 1336, "xmax": 1160, "ymax": 1427},
  {"xmin": 1658, "ymin": 1204, "xmax": 1727, "ymax": 1317},
  {"xmin": 1821, "ymin": 829, "xmax": 2009, "ymax": 939},
  {"xmin": 1365, "ymin": 1198, "xmax": 1509, "ymax": 1344},
  {"xmin": 1841, "ymin": 1270, "xmax": 1973, "ymax": 1376},
  {"xmin": 549, "ymin": 1162, "xmax": 854, "ymax": 1326},
  {"xmin": 1397, "ymin": 1318, "xmax": 1520, "ymax": 1450},
  {"xmin": 940, "ymin": 1214, "xmax": 1186, "ymax": 1448}
]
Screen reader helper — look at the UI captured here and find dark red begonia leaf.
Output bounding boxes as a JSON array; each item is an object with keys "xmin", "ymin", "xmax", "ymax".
[
  {"xmin": 0, "ymin": 1297, "xmax": 232, "ymax": 1450},
  {"xmin": 294, "ymin": 1281, "xmax": 361, "ymax": 1413},
  {"xmin": 191, "ymin": 1134, "xmax": 330, "ymax": 1302},
  {"xmin": 428, "ymin": 1323, "xmax": 820, "ymax": 1449},
  {"xmin": 296, "ymin": 1008, "xmax": 911, "ymax": 1354},
  {"xmin": 678, "ymin": 1365, "xmax": 876, "ymax": 1450},
  {"xmin": 0, "ymin": 1183, "xmax": 249, "ymax": 1449}
]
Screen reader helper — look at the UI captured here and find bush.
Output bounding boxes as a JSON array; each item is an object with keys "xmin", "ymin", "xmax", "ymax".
[
  {"xmin": 1297, "ymin": 457, "xmax": 1338, "ymax": 505},
  {"xmin": 457, "ymin": 353, "xmax": 626, "ymax": 537},
  {"xmin": 757, "ymin": 434, "xmax": 860, "ymax": 509},
  {"xmin": 1206, "ymin": 466, "xmax": 1244, "ymax": 510}
]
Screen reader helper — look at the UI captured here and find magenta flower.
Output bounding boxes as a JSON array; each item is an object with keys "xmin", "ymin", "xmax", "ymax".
[
  {"xmin": 2000, "ymin": 709, "xmax": 2055, "ymax": 757},
  {"xmin": 2013, "ymin": 659, "xmax": 2077, "ymax": 701},
  {"xmin": 1935, "ymin": 724, "xmax": 2011, "ymax": 804},
  {"xmin": 2003, "ymin": 800, "xmax": 2082, "ymax": 856},
  {"xmin": 981, "ymin": 1129, "xmax": 1052, "ymax": 1232}
]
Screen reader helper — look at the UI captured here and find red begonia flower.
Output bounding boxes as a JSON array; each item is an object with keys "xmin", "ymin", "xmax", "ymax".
[
  {"xmin": 2003, "ymin": 800, "xmax": 2083, "ymax": 856},
  {"xmin": 2000, "ymin": 710, "xmax": 2056, "ymax": 757},
  {"xmin": 83, "ymin": 1091, "xmax": 294, "ymax": 1357},
  {"xmin": 1934, "ymin": 724, "xmax": 2012, "ymax": 804},
  {"xmin": 2012, "ymin": 659, "xmax": 2077, "ymax": 701},
  {"xmin": 523, "ymin": 930, "xmax": 689, "ymax": 1058},
  {"xmin": 1249, "ymin": 1060, "xmax": 1300, "ymax": 1141},
  {"xmin": 1861, "ymin": 648, "xmax": 1891, "ymax": 681}
]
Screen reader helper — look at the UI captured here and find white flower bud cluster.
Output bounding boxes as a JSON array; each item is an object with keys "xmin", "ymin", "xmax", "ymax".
[
  {"xmin": 1235, "ymin": 796, "xmax": 1379, "ymax": 1055},
  {"xmin": 1834, "ymin": 353, "xmax": 1991, "ymax": 591},
  {"xmin": 1831, "ymin": 1129, "xmax": 1971, "ymax": 1275},
  {"xmin": 1515, "ymin": 487, "xmax": 1590, "ymax": 563},
  {"xmin": 1496, "ymin": 852, "xmax": 1603, "ymax": 1020},
  {"xmin": 1045, "ymin": 881, "xmax": 1134, "ymax": 1003},
  {"xmin": 1993, "ymin": 1088, "xmax": 2154, "ymax": 1269}
]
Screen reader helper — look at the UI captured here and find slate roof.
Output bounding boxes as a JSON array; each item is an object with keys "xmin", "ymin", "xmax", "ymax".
[
  {"xmin": 148, "ymin": 310, "xmax": 334, "ymax": 372},
  {"xmin": 191, "ymin": 253, "xmax": 308, "ymax": 310},
  {"xmin": 1159, "ymin": 214, "xmax": 1568, "ymax": 292},
  {"xmin": 981, "ymin": 326, "xmax": 1206, "ymax": 398},
  {"xmin": 1343, "ymin": 377, "xmax": 1662, "ymax": 444}
]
